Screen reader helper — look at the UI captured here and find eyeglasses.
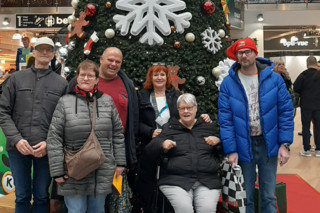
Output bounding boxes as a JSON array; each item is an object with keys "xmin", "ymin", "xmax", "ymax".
[
  {"xmin": 178, "ymin": 106, "xmax": 194, "ymax": 112},
  {"xmin": 35, "ymin": 47, "xmax": 53, "ymax": 53},
  {"xmin": 236, "ymin": 50, "xmax": 253, "ymax": 57},
  {"xmin": 78, "ymin": 74, "xmax": 96, "ymax": 80}
]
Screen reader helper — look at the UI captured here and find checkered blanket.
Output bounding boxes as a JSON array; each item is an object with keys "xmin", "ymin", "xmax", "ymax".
[{"xmin": 220, "ymin": 159, "xmax": 247, "ymax": 213}]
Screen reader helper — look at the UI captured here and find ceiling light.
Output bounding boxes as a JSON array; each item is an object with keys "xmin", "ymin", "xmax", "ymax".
[
  {"xmin": 12, "ymin": 31, "xmax": 22, "ymax": 40},
  {"xmin": 2, "ymin": 17, "xmax": 10, "ymax": 26},
  {"xmin": 257, "ymin": 14, "xmax": 264, "ymax": 22},
  {"xmin": 1, "ymin": 60, "xmax": 5, "ymax": 64}
]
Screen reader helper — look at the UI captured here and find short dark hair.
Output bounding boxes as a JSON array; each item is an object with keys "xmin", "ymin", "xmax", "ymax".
[
  {"xmin": 307, "ymin": 56, "xmax": 317, "ymax": 67},
  {"xmin": 76, "ymin": 59, "xmax": 99, "ymax": 78}
]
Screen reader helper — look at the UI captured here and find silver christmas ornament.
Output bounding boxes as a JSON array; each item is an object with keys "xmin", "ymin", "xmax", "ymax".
[
  {"xmin": 71, "ymin": 0, "xmax": 79, "ymax": 9},
  {"xmin": 68, "ymin": 15, "xmax": 76, "ymax": 24},
  {"xmin": 64, "ymin": 66, "xmax": 71, "ymax": 74},
  {"xmin": 218, "ymin": 29, "xmax": 225, "ymax": 38},
  {"xmin": 68, "ymin": 41, "xmax": 75, "ymax": 50},
  {"xmin": 67, "ymin": 24, "xmax": 72, "ymax": 32},
  {"xmin": 212, "ymin": 67, "xmax": 221, "ymax": 77},
  {"xmin": 185, "ymin": 33, "xmax": 195, "ymax": 42},
  {"xmin": 197, "ymin": 76, "xmax": 205, "ymax": 86}
]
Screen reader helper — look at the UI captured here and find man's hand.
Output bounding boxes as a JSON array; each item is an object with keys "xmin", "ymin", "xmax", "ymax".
[
  {"xmin": 152, "ymin": 129, "xmax": 162, "ymax": 138},
  {"xmin": 204, "ymin": 136, "xmax": 220, "ymax": 146},
  {"xmin": 200, "ymin": 114, "xmax": 212, "ymax": 124},
  {"xmin": 162, "ymin": 140, "xmax": 176, "ymax": 151},
  {"xmin": 278, "ymin": 145, "xmax": 290, "ymax": 167},
  {"xmin": 15, "ymin": 139, "xmax": 34, "ymax": 155},
  {"xmin": 32, "ymin": 141, "xmax": 47, "ymax": 158},
  {"xmin": 228, "ymin": 153, "xmax": 238, "ymax": 165},
  {"xmin": 115, "ymin": 167, "xmax": 125, "ymax": 177}
]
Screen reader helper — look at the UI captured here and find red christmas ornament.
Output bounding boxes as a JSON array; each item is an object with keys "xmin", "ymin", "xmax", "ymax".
[
  {"xmin": 85, "ymin": 4, "xmax": 96, "ymax": 17},
  {"xmin": 203, "ymin": 1, "xmax": 215, "ymax": 15}
]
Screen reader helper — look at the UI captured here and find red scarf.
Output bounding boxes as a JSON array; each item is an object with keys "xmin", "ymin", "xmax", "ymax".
[{"xmin": 74, "ymin": 85, "xmax": 97, "ymax": 101}]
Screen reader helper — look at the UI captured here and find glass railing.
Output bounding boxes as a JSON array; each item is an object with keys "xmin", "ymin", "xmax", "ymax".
[{"xmin": 248, "ymin": 0, "xmax": 320, "ymax": 3}]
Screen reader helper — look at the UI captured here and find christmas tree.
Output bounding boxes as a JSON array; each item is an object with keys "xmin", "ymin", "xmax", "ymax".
[{"xmin": 64, "ymin": 0, "xmax": 231, "ymax": 125}]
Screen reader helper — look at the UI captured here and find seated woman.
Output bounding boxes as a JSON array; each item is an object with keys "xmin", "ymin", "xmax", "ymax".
[
  {"xmin": 145, "ymin": 93, "xmax": 222, "ymax": 213},
  {"xmin": 46, "ymin": 59, "xmax": 126, "ymax": 213}
]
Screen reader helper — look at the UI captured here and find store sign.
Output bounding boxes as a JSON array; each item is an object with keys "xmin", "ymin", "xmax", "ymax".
[
  {"xmin": 227, "ymin": 0, "xmax": 242, "ymax": 30},
  {"xmin": 16, "ymin": 14, "xmax": 69, "ymax": 28},
  {"xmin": 282, "ymin": 41, "xmax": 309, "ymax": 47}
]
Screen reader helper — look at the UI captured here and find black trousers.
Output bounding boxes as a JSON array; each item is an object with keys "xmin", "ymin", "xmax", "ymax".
[{"xmin": 301, "ymin": 108, "xmax": 320, "ymax": 151}]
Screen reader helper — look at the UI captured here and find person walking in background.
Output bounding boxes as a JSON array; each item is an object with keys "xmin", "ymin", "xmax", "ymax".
[
  {"xmin": 47, "ymin": 59, "xmax": 126, "ymax": 213},
  {"xmin": 218, "ymin": 38, "xmax": 294, "ymax": 213},
  {"xmin": 15, "ymin": 36, "xmax": 34, "ymax": 71},
  {"xmin": 0, "ymin": 37, "xmax": 68, "ymax": 213},
  {"xmin": 294, "ymin": 56, "xmax": 320, "ymax": 158},
  {"xmin": 273, "ymin": 58, "xmax": 292, "ymax": 91}
]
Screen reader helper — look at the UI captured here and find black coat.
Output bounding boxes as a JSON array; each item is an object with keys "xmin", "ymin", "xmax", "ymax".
[
  {"xmin": 137, "ymin": 87, "xmax": 180, "ymax": 206},
  {"xmin": 294, "ymin": 68, "xmax": 320, "ymax": 110},
  {"xmin": 145, "ymin": 117, "xmax": 222, "ymax": 191}
]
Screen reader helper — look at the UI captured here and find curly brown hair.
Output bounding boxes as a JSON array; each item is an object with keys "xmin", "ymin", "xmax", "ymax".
[{"xmin": 143, "ymin": 64, "xmax": 172, "ymax": 90}]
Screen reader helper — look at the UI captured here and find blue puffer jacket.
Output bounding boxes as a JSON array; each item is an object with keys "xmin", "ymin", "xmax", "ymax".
[{"xmin": 218, "ymin": 58, "xmax": 294, "ymax": 163}]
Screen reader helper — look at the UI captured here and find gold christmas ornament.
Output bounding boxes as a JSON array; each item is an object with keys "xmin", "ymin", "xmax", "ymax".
[
  {"xmin": 225, "ymin": 35, "xmax": 230, "ymax": 42},
  {"xmin": 174, "ymin": 41, "xmax": 181, "ymax": 49},
  {"xmin": 212, "ymin": 67, "xmax": 221, "ymax": 77},
  {"xmin": 105, "ymin": 2, "xmax": 111, "ymax": 8},
  {"xmin": 171, "ymin": 26, "xmax": 176, "ymax": 32}
]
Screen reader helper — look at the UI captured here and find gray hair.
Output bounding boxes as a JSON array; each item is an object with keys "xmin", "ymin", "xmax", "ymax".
[{"xmin": 177, "ymin": 93, "xmax": 197, "ymax": 107}]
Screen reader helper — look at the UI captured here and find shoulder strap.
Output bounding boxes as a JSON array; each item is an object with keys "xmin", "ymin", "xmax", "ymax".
[{"xmin": 91, "ymin": 96, "xmax": 96, "ymax": 132}]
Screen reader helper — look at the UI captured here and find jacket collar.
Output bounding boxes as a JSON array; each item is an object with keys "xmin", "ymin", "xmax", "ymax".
[
  {"xmin": 139, "ymin": 86, "xmax": 176, "ymax": 105},
  {"xmin": 229, "ymin": 57, "xmax": 274, "ymax": 83}
]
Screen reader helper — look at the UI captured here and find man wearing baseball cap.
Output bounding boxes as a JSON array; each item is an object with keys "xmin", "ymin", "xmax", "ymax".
[
  {"xmin": 0, "ymin": 37, "xmax": 68, "ymax": 213},
  {"xmin": 218, "ymin": 38, "xmax": 294, "ymax": 213}
]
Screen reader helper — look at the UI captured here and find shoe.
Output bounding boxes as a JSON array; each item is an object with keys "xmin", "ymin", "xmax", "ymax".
[
  {"xmin": 298, "ymin": 132, "xmax": 302, "ymax": 136},
  {"xmin": 315, "ymin": 151, "xmax": 320, "ymax": 158},
  {"xmin": 299, "ymin": 150, "xmax": 312, "ymax": 157}
]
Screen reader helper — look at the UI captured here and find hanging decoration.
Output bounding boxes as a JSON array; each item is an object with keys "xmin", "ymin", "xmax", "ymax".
[
  {"xmin": 105, "ymin": 29, "xmax": 115, "ymax": 39},
  {"xmin": 197, "ymin": 76, "xmax": 206, "ymax": 86},
  {"xmin": 215, "ymin": 58, "xmax": 235, "ymax": 90},
  {"xmin": 221, "ymin": 0, "xmax": 230, "ymax": 27},
  {"xmin": 185, "ymin": 33, "xmax": 195, "ymax": 42},
  {"xmin": 201, "ymin": 27, "xmax": 222, "ymax": 54},
  {"xmin": 203, "ymin": 1, "xmax": 215, "ymax": 15},
  {"xmin": 225, "ymin": 35, "xmax": 230, "ymax": 42},
  {"xmin": 84, "ymin": 31, "xmax": 99, "ymax": 55},
  {"xmin": 167, "ymin": 65, "xmax": 185, "ymax": 91},
  {"xmin": 174, "ymin": 41, "xmax": 181, "ymax": 49},
  {"xmin": 68, "ymin": 15, "xmax": 76, "ymax": 24},
  {"xmin": 105, "ymin": 1, "xmax": 112, "ymax": 8},
  {"xmin": 212, "ymin": 67, "xmax": 221, "ymax": 77},
  {"xmin": 218, "ymin": 29, "xmax": 225, "ymax": 38},
  {"xmin": 113, "ymin": 0, "xmax": 192, "ymax": 45},
  {"xmin": 85, "ymin": 4, "xmax": 97, "ymax": 17},
  {"xmin": 68, "ymin": 41, "xmax": 76, "ymax": 50},
  {"xmin": 69, "ymin": 12, "xmax": 90, "ymax": 39},
  {"xmin": 67, "ymin": 24, "xmax": 72, "ymax": 32},
  {"xmin": 71, "ymin": 0, "xmax": 79, "ymax": 9}
]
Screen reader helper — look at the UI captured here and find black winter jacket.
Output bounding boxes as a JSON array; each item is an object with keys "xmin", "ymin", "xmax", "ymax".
[
  {"xmin": 0, "ymin": 65, "xmax": 68, "ymax": 151},
  {"xmin": 145, "ymin": 118, "xmax": 222, "ymax": 191},
  {"xmin": 138, "ymin": 87, "xmax": 180, "ymax": 149},
  {"xmin": 294, "ymin": 68, "xmax": 320, "ymax": 111}
]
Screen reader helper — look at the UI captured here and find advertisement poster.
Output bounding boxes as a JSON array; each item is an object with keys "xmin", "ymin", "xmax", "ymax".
[{"xmin": 227, "ymin": 0, "xmax": 242, "ymax": 30}]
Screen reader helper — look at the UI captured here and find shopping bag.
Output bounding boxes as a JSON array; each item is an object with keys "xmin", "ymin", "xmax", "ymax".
[{"xmin": 221, "ymin": 159, "xmax": 246, "ymax": 213}]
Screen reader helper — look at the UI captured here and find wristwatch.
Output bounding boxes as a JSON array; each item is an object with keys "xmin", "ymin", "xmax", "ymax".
[{"xmin": 282, "ymin": 143, "xmax": 290, "ymax": 152}]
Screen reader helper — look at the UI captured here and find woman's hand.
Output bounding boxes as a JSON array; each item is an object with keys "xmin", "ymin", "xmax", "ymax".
[
  {"xmin": 152, "ymin": 129, "xmax": 162, "ymax": 138},
  {"xmin": 55, "ymin": 175, "xmax": 68, "ymax": 184},
  {"xmin": 204, "ymin": 136, "xmax": 220, "ymax": 146},
  {"xmin": 162, "ymin": 140, "xmax": 176, "ymax": 150},
  {"xmin": 200, "ymin": 114, "xmax": 212, "ymax": 124}
]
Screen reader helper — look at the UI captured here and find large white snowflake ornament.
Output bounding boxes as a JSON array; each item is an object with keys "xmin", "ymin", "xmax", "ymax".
[
  {"xmin": 201, "ymin": 27, "xmax": 222, "ymax": 54},
  {"xmin": 215, "ymin": 58, "xmax": 236, "ymax": 90},
  {"xmin": 113, "ymin": 0, "xmax": 192, "ymax": 46}
]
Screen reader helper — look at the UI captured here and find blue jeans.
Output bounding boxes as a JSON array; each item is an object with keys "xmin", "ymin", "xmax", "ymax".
[
  {"xmin": 8, "ymin": 149, "xmax": 51, "ymax": 213},
  {"xmin": 64, "ymin": 195, "xmax": 106, "ymax": 213},
  {"xmin": 239, "ymin": 136, "xmax": 278, "ymax": 213}
]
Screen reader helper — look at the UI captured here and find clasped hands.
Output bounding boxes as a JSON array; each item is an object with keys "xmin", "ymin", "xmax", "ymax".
[{"xmin": 16, "ymin": 139, "xmax": 46, "ymax": 158}]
